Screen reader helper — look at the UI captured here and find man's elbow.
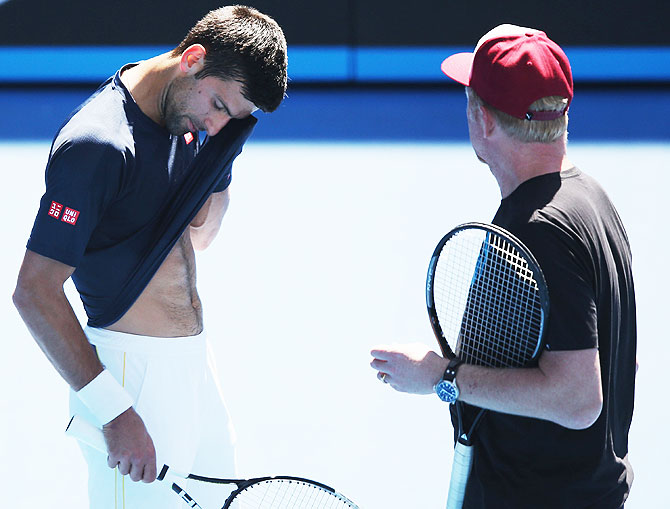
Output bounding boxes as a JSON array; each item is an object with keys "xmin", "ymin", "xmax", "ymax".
[
  {"xmin": 557, "ymin": 395, "xmax": 603, "ymax": 430},
  {"xmin": 190, "ymin": 227, "xmax": 218, "ymax": 251},
  {"xmin": 13, "ymin": 276, "xmax": 36, "ymax": 313},
  {"xmin": 192, "ymin": 237, "xmax": 214, "ymax": 251}
]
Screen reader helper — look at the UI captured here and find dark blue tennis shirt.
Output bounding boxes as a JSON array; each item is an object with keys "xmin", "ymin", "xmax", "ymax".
[{"xmin": 27, "ymin": 67, "xmax": 256, "ymax": 327}]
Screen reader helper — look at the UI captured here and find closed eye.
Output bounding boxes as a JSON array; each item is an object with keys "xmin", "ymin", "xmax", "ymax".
[{"xmin": 213, "ymin": 95, "xmax": 233, "ymax": 116}]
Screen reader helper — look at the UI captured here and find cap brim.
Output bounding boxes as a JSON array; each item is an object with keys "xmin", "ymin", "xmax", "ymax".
[{"xmin": 441, "ymin": 52, "xmax": 475, "ymax": 86}]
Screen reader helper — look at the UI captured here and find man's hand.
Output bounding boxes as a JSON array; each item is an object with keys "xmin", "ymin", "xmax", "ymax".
[
  {"xmin": 102, "ymin": 408, "xmax": 157, "ymax": 483},
  {"xmin": 370, "ymin": 343, "xmax": 448, "ymax": 394}
]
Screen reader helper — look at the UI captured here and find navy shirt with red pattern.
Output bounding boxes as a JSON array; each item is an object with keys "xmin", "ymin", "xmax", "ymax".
[{"xmin": 27, "ymin": 66, "xmax": 256, "ymax": 327}]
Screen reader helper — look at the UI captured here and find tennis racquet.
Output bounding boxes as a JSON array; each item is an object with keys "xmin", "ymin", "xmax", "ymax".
[
  {"xmin": 66, "ymin": 415, "xmax": 359, "ymax": 509},
  {"xmin": 426, "ymin": 223, "xmax": 549, "ymax": 509}
]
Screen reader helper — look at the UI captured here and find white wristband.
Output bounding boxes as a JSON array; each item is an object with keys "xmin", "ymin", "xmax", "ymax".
[{"xmin": 76, "ymin": 370, "xmax": 133, "ymax": 425}]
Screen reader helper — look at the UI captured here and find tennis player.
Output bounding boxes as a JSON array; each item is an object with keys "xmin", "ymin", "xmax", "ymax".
[
  {"xmin": 13, "ymin": 6, "xmax": 286, "ymax": 508},
  {"xmin": 370, "ymin": 24, "xmax": 636, "ymax": 508}
]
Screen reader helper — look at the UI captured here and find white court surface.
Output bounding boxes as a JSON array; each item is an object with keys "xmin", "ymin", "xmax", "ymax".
[{"xmin": 1, "ymin": 140, "xmax": 668, "ymax": 508}]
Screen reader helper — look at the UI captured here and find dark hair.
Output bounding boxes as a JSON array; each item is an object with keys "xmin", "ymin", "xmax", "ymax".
[{"xmin": 172, "ymin": 5, "xmax": 287, "ymax": 112}]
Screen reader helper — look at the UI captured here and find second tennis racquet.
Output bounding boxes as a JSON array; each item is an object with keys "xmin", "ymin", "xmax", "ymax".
[
  {"xmin": 426, "ymin": 222, "xmax": 549, "ymax": 509},
  {"xmin": 66, "ymin": 415, "xmax": 359, "ymax": 509}
]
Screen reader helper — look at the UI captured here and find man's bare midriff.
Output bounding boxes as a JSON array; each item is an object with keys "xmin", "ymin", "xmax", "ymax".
[{"xmin": 105, "ymin": 228, "xmax": 203, "ymax": 337}]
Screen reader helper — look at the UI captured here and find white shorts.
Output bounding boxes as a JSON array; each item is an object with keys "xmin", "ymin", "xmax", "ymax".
[{"xmin": 70, "ymin": 326, "xmax": 237, "ymax": 509}]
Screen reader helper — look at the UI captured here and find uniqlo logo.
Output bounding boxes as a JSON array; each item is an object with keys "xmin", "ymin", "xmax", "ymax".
[
  {"xmin": 48, "ymin": 201, "xmax": 63, "ymax": 219},
  {"xmin": 61, "ymin": 207, "xmax": 80, "ymax": 225}
]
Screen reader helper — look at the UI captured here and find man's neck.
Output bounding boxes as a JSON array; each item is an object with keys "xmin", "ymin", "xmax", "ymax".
[
  {"xmin": 119, "ymin": 53, "xmax": 175, "ymax": 127},
  {"xmin": 489, "ymin": 139, "xmax": 571, "ymax": 198}
]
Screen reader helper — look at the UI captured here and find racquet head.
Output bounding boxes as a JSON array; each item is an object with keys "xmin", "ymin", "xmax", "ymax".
[
  {"xmin": 65, "ymin": 415, "xmax": 359, "ymax": 509},
  {"xmin": 223, "ymin": 476, "xmax": 359, "ymax": 508},
  {"xmin": 426, "ymin": 222, "xmax": 549, "ymax": 368}
]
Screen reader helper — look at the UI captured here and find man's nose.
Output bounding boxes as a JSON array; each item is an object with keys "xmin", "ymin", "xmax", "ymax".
[{"xmin": 205, "ymin": 113, "xmax": 231, "ymax": 137}]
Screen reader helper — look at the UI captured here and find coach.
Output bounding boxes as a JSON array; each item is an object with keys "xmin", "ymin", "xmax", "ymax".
[{"xmin": 370, "ymin": 24, "xmax": 637, "ymax": 508}]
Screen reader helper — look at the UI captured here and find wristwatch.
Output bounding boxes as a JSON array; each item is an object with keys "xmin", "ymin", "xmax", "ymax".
[{"xmin": 434, "ymin": 358, "xmax": 464, "ymax": 403}]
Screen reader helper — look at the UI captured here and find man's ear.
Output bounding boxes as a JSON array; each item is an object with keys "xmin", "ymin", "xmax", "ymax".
[
  {"xmin": 179, "ymin": 44, "xmax": 207, "ymax": 75},
  {"xmin": 479, "ymin": 105, "xmax": 497, "ymax": 138}
]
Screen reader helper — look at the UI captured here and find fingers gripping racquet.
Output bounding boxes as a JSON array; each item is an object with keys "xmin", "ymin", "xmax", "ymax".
[
  {"xmin": 66, "ymin": 415, "xmax": 359, "ymax": 509},
  {"xmin": 426, "ymin": 223, "xmax": 549, "ymax": 509}
]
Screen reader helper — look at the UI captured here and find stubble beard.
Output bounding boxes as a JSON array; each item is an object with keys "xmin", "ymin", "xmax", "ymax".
[
  {"xmin": 163, "ymin": 104, "xmax": 191, "ymax": 136},
  {"xmin": 162, "ymin": 77, "xmax": 195, "ymax": 136}
]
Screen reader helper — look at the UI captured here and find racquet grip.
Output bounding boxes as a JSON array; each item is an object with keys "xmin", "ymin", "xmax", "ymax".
[
  {"xmin": 446, "ymin": 441, "xmax": 474, "ymax": 509},
  {"xmin": 65, "ymin": 414, "xmax": 106, "ymax": 452},
  {"xmin": 65, "ymin": 415, "xmax": 187, "ymax": 479}
]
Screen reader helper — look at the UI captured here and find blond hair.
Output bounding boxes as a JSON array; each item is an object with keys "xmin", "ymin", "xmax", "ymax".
[{"xmin": 466, "ymin": 87, "xmax": 568, "ymax": 143}]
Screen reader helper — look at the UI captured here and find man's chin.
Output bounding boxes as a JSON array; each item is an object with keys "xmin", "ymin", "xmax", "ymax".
[
  {"xmin": 474, "ymin": 151, "xmax": 488, "ymax": 165},
  {"xmin": 164, "ymin": 117, "xmax": 191, "ymax": 137},
  {"xmin": 168, "ymin": 126, "xmax": 191, "ymax": 137}
]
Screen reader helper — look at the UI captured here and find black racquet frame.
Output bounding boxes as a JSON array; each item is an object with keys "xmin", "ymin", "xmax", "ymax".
[
  {"xmin": 426, "ymin": 222, "xmax": 550, "ymax": 508},
  {"xmin": 66, "ymin": 415, "xmax": 359, "ymax": 509},
  {"xmin": 179, "ymin": 472, "xmax": 358, "ymax": 509}
]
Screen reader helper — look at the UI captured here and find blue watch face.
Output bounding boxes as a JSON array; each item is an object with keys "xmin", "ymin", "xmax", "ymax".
[{"xmin": 435, "ymin": 380, "xmax": 458, "ymax": 403}]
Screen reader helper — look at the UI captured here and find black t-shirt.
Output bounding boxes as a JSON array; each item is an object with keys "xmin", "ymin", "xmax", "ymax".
[
  {"xmin": 455, "ymin": 167, "xmax": 636, "ymax": 508},
  {"xmin": 27, "ymin": 67, "xmax": 256, "ymax": 327}
]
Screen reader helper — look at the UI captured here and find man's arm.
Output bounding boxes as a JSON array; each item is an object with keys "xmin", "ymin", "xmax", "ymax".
[
  {"xmin": 190, "ymin": 188, "xmax": 230, "ymax": 250},
  {"xmin": 12, "ymin": 250, "xmax": 157, "ymax": 482},
  {"xmin": 370, "ymin": 343, "xmax": 603, "ymax": 430}
]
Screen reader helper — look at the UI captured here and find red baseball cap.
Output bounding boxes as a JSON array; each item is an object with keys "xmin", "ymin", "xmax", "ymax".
[{"xmin": 441, "ymin": 24, "xmax": 573, "ymax": 120}]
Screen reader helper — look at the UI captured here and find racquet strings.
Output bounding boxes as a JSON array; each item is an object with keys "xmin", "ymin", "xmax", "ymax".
[
  {"xmin": 229, "ymin": 479, "xmax": 357, "ymax": 509},
  {"xmin": 434, "ymin": 228, "xmax": 543, "ymax": 367}
]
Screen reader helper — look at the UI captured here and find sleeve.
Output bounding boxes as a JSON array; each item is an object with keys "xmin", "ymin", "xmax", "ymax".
[
  {"xmin": 211, "ymin": 162, "xmax": 233, "ymax": 193},
  {"xmin": 516, "ymin": 221, "xmax": 598, "ymax": 351},
  {"xmin": 26, "ymin": 137, "xmax": 125, "ymax": 267}
]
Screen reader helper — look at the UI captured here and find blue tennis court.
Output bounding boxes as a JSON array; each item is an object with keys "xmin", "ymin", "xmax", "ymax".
[{"xmin": 1, "ymin": 84, "xmax": 668, "ymax": 508}]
